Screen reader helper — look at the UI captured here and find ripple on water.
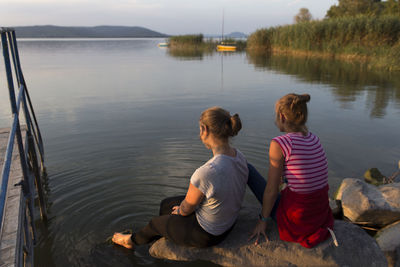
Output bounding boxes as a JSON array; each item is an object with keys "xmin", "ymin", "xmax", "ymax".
[
  {"xmin": 36, "ymin": 124, "xmax": 270, "ymax": 266},
  {"xmin": 37, "ymin": 138, "xmax": 217, "ymax": 266}
]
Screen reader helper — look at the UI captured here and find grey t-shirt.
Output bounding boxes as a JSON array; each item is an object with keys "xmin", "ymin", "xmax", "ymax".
[{"xmin": 190, "ymin": 149, "xmax": 248, "ymax": 235}]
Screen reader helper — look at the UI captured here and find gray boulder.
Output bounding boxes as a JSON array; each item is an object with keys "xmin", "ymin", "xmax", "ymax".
[
  {"xmin": 335, "ymin": 178, "xmax": 400, "ymax": 227},
  {"xmin": 376, "ymin": 220, "xmax": 400, "ymax": 267},
  {"xmin": 149, "ymin": 206, "xmax": 387, "ymax": 267}
]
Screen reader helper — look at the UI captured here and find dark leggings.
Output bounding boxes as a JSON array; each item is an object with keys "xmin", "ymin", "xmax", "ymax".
[
  {"xmin": 246, "ymin": 163, "xmax": 280, "ymax": 220},
  {"xmin": 132, "ymin": 163, "xmax": 275, "ymax": 247},
  {"xmin": 131, "ymin": 196, "xmax": 232, "ymax": 248}
]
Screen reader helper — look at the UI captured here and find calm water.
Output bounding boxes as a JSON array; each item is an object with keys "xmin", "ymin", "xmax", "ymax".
[{"xmin": 0, "ymin": 38, "xmax": 399, "ymax": 266}]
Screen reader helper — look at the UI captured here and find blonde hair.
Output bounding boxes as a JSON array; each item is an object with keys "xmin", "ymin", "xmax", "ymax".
[
  {"xmin": 275, "ymin": 93, "xmax": 310, "ymax": 134},
  {"xmin": 200, "ymin": 106, "xmax": 242, "ymax": 139}
]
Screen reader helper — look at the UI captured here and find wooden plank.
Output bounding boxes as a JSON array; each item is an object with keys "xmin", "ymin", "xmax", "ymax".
[{"xmin": 0, "ymin": 127, "xmax": 26, "ymax": 267}]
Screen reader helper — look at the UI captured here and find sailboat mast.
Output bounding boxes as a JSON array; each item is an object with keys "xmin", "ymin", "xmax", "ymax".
[{"xmin": 221, "ymin": 9, "xmax": 224, "ymax": 42}]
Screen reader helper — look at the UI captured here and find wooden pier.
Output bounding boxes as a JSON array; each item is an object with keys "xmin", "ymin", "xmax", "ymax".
[
  {"xmin": 0, "ymin": 128, "xmax": 26, "ymax": 266},
  {"xmin": 1, "ymin": 28, "xmax": 47, "ymax": 267}
]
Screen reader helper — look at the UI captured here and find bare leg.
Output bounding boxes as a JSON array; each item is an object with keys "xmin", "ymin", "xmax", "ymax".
[{"xmin": 112, "ymin": 232, "xmax": 134, "ymax": 249}]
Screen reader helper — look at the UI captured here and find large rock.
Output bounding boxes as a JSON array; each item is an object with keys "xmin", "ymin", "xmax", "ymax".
[
  {"xmin": 376, "ymin": 220, "xmax": 400, "ymax": 267},
  {"xmin": 335, "ymin": 178, "xmax": 400, "ymax": 227},
  {"xmin": 149, "ymin": 206, "xmax": 387, "ymax": 267}
]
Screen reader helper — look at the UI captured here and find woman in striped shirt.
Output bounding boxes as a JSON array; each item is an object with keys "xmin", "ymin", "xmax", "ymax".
[{"xmin": 249, "ymin": 93, "xmax": 334, "ymax": 248}]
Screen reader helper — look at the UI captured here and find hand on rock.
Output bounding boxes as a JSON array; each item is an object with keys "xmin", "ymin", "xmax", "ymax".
[
  {"xmin": 248, "ymin": 220, "xmax": 269, "ymax": 245},
  {"xmin": 171, "ymin": 205, "xmax": 179, "ymax": 215}
]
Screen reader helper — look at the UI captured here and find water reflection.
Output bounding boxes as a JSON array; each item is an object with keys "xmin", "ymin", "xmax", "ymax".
[
  {"xmin": 166, "ymin": 48, "xmax": 211, "ymax": 61},
  {"xmin": 166, "ymin": 48, "xmax": 244, "ymax": 61},
  {"xmin": 246, "ymin": 51, "xmax": 400, "ymax": 118}
]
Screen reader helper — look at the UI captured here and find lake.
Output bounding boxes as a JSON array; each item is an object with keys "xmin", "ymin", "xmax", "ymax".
[{"xmin": 0, "ymin": 38, "xmax": 399, "ymax": 266}]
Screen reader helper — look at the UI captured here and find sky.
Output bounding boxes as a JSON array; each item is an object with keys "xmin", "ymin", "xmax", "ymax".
[{"xmin": 1, "ymin": 0, "xmax": 338, "ymax": 35}]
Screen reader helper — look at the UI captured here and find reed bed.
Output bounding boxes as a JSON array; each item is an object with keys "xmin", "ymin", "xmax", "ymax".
[
  {"xmin": 169, "ymin": 34, "xmax": 205, "ymax": 47},
  {"xmin": 168, "ymin": 34, "xmax": 247, "ymax": 51},
  {"xmin": 247, "ymin": 15, "xmax": 400, "ymax": 71}
]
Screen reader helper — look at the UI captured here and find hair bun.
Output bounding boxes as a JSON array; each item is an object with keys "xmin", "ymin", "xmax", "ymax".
[
  {"xmin": 200, "ymin": 107, "xmax": 242, "ymax": 139},
  {"xmin": 300, "ymin": 94, "xmax": 311, "ymax": 103},
  {"xmin": 230, "ymin": 114, "xmax": 242, "ymax": 136}
]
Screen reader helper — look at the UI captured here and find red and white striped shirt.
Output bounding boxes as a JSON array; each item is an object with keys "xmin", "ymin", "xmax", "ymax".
[{"xmin": 272, "ymin": 132, "xmax": 328, "ymax": 193}]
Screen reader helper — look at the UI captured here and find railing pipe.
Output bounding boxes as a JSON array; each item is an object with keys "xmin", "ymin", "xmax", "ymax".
[
  {"xmin": 1, "ymin": 28, "xmax": 46, "ymax": 266},
  {"xmin": 10, "ymin": 30, "xmax": 45, "ymax": 163},
  {"xmin": 0, "ymin": 73, "xmax": 30, "ymax": 231},
  {"xmin": 7, "ymin": 31, "xmax": 21, "ymax": 85},
  {"xmin": 1, "ymin": 32, "xmax": 17, "ymax": 114},
  {"xmin": 0, "ymin": 32, "xmax": 18, "ymax": 229}
]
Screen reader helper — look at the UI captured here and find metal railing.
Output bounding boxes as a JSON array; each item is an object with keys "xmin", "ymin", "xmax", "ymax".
[{"xmin": 1, "ymin": 28, "xmax": 47, "ymax": 266}]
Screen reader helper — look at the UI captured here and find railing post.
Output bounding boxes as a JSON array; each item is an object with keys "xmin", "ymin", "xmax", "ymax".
[
  {"xmin": 1, "ymin": 27, "xmax": 47, "ymax": 267},
  {"xmin": 0, "ymin": 31, "xmax": 18, "ymax": 228},
  {"xmin": 7, "ymin": 31, "xmax": 21, "ymax": 86},
  {"xmin": 9, "ymin": 30, "xmax": 48, "ymax": 221},
  {"xmin": 2, "ymin": 32, "xmax": 38, "ymax": 242},
  {"xmin": 11, "ymin": 30, "xmax": 45, "ymax": 167},
  {"xmin": 1, "ymin": 32, "xmax": 18, "ymax": 114},
  {"xmin": 27, "ymin": 135, "xmax": 48, "ymax": 220}
]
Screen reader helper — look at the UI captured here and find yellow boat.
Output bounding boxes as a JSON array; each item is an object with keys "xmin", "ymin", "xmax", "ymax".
[
  {"xmin": 157, "ymin": 42, "xmax": 169, "ymax": 47},
  {"xmin": 217, "ymin": 10, "xmax": 236, "ymax": 52},
  {"xmin": 217, "ymin": 45, "xmax": 236, "ymax": 51}
]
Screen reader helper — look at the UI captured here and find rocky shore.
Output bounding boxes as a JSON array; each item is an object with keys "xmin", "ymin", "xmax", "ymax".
[
  {"xmin": 149, "ymin": 162, "xmax": 400, "ymax": 267},
  {"xmin": 334, "ymin": 177, "xmax": 400, "ymax": 267},
  {"xmin": 149, "ymin": 205, "xmax": 387, "ymax": 266}
]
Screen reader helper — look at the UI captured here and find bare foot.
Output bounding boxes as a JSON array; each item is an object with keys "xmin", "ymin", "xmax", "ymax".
[{"xmin": 112, "ymin": 232, "xmax": 134, "ymax": 249}]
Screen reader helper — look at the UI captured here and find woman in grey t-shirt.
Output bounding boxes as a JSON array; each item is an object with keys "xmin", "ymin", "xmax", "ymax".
[{"xmin": 112, "ymin": 106, "xmax": 248, "ymax": 249}]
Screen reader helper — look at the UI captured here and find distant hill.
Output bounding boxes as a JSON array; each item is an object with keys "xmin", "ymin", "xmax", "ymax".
[
  {"xmin": 225, "ymin": 32, "xmax": 247, "ymax": 38},
  {"xmin": 13, "ymin": 25, "xmax": 168, "ymax": 38},
  {"xmin": 204, "ymin": 32, "xmax": 247, "ymax": 39}
]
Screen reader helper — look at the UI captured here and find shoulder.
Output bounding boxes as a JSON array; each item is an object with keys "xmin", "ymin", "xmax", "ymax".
[
  {"xmin": 272, "ymin": 133, "xmax": 292, "ymax": 144},
  {"xmin": 305, "ymin": 132, "xmax": 322, "ymax": 146},
  {"xmin": 309, "ymin": 132, "xmax": 320, "ymax": 141},
  {"xmin": 272, "ymin": 134, "xmax": 293, "ymax": 149},
  {"xmin": 190, "ymin": 160, "xmax": 219, "ymax": 197},
  {"xmin": 272, "ymin": 134, "xmax": 292, "ymax": 160},
  {"xmin": 191, "ymin": 159, "xmax": 218, "ymax": 181},
  {"xmin": 234, "ymin": 149, "xmax": 247, "ymax": 162}
]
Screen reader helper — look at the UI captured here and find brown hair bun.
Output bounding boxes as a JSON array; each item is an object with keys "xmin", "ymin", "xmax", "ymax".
[
  {"xmin": 200, "ymin": 107, "xmax": 242, "ymax": 139},
  {"xmin": 230, "ymin": 114, "xmax": 242, "ymax": 137},
  {"xmin": 300, "ymin": 94, "xmax": 311, "ymax": 103}
]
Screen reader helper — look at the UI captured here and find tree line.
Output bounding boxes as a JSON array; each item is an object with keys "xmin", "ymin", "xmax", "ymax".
[
  {"xmin": 327, "ymin": 0, "xmax": 400, "ymax": 18},
  {"xmin": 295, "ymin": 0, "xmax": 400, "ymax": 23}
]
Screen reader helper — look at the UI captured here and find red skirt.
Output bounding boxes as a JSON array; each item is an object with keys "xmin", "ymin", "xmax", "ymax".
[{"xmin": 276, "ymin": 185, "xmax": 334, "ymax": 248}]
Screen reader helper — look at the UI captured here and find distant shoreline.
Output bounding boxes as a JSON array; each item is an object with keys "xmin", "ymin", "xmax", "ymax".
[
  {"xmin": 11, "ymin": 25, "xmax": 169, "ymax": 38},
  {"xmin": 16, "ymin": 37, "xmax": 168, "ymax": 40}
]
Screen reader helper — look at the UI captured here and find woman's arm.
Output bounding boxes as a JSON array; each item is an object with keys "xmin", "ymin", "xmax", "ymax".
[
  {"xmin": 249, "ymin": 140, "xmax": 284, "ymax": 245},
  {"xmin": 260, "ymin": 140, "xmax": 284, "ymax": 218},
  {"xmin": 172, "ymin": 183, "xmax": 204, "ymax": 216}
]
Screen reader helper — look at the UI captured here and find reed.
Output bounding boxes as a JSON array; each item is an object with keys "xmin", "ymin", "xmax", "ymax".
[
  {"xmin": 247, "ymin": 15, "xmax": 400, "ymax": 71},
  {"xmin": 168, "ymin": 34, "xmax": 247, "ymax": 51},
  {"xmin": 169, "ymin": 34, "xmax": 204, "ymax": 47}
]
